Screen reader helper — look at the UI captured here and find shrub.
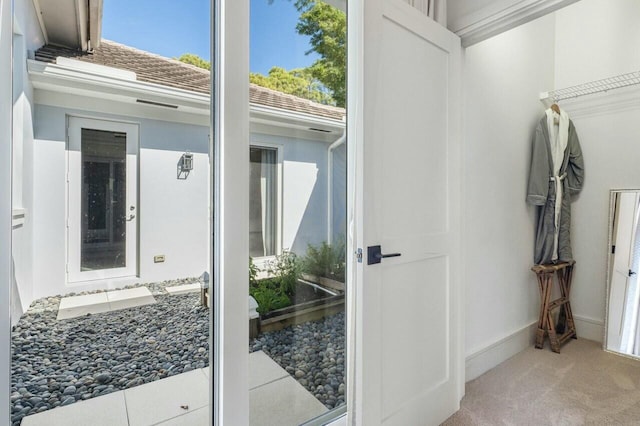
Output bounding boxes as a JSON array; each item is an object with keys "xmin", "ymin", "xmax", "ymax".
[
  {"xmin": 266, "ymin": 250, "xmax": 300, "ymax": 296},
  {"xmin": 301, "ymin": 237, "xmax": 346, "ymax": 282},
  {"xmin": 249, "ymin": 280, "xmax": 291, "ymax": 314}
]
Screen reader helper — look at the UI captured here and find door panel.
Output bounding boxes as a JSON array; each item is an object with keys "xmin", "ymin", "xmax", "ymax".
[
  {"xmin": 67, "ymin": 117, "xmax": 139, "ymax": 282},
  {"xmin": 378, "ymin": 17, "xmax": 449, "ymax": 239},
  {"xmin": 354, "ymin": 0, "xmax": 462, "ymax": 424},
  {"xmin": 381, "ymin": 256, "xmax": 448, "ymax": 418}
]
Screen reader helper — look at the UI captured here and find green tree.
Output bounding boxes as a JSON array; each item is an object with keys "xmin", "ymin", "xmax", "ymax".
[
  {"xmin": 250, "ymin": 67, "xmax": 335, "ymax": 105},
  {"xmin": 295, "ymin": 1, "xmax": 346, "ymax": 107},
  {"xmin": 177, "ymin": 53, "xmax": 211, "ymax": 70},
  {"xmin": 270, "ymin": 0, "xmax": 347, "ymax": 107}
]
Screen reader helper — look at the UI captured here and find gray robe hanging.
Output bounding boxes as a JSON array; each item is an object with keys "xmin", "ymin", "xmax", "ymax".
[{"xmin": 527, "ymin": 115, "xmax": 584, "ymax": 265}]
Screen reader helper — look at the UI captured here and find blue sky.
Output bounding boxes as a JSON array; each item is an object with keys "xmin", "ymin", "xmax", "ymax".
[{"xmin": 102, "ymin": 0, "xmax": 318, "ymax": 75}]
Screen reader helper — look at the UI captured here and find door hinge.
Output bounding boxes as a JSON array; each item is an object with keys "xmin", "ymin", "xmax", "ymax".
[
  {"xmin": 612, "ymin": 245, "xmax": 616, "ymax": 254},
  {"xmin": 356, "ymin": 248, "xmax": 363, "ymax": 263}
]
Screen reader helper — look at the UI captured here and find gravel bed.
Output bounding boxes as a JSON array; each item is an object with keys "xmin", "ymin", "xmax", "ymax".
[
  {"xmin": 11, "ymin": 278, "xmax": 345, "ymax": 425},
  {"xmin": 11, "ymin": 290, "xmax": 208, "ymax": 426},
  {"xmin": 250, "ymin": 311, "xmax": 346, "ymax": 410}
]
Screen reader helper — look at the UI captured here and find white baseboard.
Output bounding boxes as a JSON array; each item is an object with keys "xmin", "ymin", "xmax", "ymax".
[
  {"xmin": 574, "ymin": 314, "xmax": 604, "ymax": 343},
  {"xmin": 465, "ymin": 321, "xmax": 537, "ymax": 382},
  {"xmin": 465, "ymin": 315, "xmax": 605, "ymax": 383}
]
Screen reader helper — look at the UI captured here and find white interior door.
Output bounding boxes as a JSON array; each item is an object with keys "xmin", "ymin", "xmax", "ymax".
[
  {"xmin": 351, "ymin": 0, "xmax": 462, "ymax": 424},
  {"xmin": 67, "ymin": 117, "xmax": 138, "ymax": 282},
  {"xmin": 607, "ymin": 192, "xmax": 639, "ymax": 352}
]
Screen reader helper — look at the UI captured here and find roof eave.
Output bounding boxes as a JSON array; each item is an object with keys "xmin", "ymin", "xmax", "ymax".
[{"xmin": 28, "ymin": 59, "xmax": 347, "ymax": 132}]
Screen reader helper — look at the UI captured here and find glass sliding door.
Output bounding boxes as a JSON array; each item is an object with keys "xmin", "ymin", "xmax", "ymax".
[{"xmin": 248, "ymin": 1, "xmax": 347, "ymax": 424}]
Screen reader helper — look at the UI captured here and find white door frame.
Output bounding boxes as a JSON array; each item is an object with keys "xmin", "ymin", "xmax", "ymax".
[
  {"xmin": 66, "ymin": 116, "xmax": 139, "ymax": 283},
  {"xmin": 212, "ymin": 0, "xmax": 250, "ymax": 424},
  {"xmin": 1, "ymin": 0, "xmax": 13, "ymax": 422}
]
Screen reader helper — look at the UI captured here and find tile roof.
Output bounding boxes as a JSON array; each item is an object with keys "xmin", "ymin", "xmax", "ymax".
[{"xmin": 34, "ymin": 40, "xmax": 346, "ymax": 122}]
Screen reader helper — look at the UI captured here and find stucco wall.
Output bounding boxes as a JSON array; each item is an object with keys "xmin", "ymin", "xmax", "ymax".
[
  {"xmin": 11, "ymin": 0, "xmax": 44, "ymax": 320},
  {"xmin": 32, "ymin": 104, "xmax": 210, "ymax": 297},
  {"xmin": 28, "ymin": 98, "xmax": 339, "ymax": 299},
  {"xmin": 250, "ymin": 131, "xmax": 338, "ymax": 257}
]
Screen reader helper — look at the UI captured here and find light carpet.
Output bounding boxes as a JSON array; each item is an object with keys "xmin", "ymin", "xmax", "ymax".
[{"xmin": 443, "ymin": 339, "xmax": 640, "ymax": 425}]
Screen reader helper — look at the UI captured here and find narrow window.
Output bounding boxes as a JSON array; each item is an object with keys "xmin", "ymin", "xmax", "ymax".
[{"xmin": 249, "ymin": 146, "xmax": 278, "ymax": 258}]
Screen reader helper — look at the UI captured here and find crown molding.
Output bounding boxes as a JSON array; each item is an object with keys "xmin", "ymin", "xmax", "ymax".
[{"xmin": 450, "ymin": 0, "xmax": 579, "ymax": 47}]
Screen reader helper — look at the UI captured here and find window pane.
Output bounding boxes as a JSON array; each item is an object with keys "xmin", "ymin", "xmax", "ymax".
[
  {"xmin": 249, "ymin": 146, "xmax": 278, "ymax": 258},
  {"xmin": 249, "ymin": 0, "xmax": 347, "ymax": 423},
  {"xmin": 81, "ymin": 129, "xmax": 127, "ymax": 271}
]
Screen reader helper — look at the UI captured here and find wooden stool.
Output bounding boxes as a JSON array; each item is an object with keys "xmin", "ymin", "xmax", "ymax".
[{"xmin": 531, "ymin": 261, "xmax": 577, "ymax": 353}]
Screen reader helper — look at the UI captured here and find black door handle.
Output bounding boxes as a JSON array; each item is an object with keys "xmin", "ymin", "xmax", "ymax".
[
  {"xmin": 367, "ymin": 245, "xmax": 402, "ymax": 265},
  {"xmin": 630, "ymin": 270, "xmax": 637, "ymax": 277}
]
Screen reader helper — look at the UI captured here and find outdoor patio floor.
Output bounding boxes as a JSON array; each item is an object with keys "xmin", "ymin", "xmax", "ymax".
[
  {"xmin": 11, "ymin": 279, "xmax": 345, "ymax": 425},
  {"xmin": 21, "ymin": 351, "xmax": 328, "ymax": 425}
]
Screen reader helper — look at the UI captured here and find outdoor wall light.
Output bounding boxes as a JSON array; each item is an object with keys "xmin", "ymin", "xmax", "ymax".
[
  {"xmin": 177, "ymin": 152, "xmax": 193, "ymax": 180},
  {"xmin": 181, "ymin": 152, "xmax": 194, "ymax": 171}
]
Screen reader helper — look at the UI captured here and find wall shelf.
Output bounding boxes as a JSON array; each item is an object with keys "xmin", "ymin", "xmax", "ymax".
[{"xmin": 541, "ymin": 71, "xmax": 640, "ymax": 104}]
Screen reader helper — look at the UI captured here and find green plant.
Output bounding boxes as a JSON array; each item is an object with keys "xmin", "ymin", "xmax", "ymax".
[
  {"xmin": 266, "ymin": 250, "xmax": 301, "ymax": 296},
  {"xmin": 249, "ymin": 257, "xmax": 258, "ymax": 287},
  {"xmin": 301, "ymin": 237, "xmax": 346, "ymax": 282},
  {"xmin": 249, "ymin": 281, "xmax": 291, "ymax": 314}
]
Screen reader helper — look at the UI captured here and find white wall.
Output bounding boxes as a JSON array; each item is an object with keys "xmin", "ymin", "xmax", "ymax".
[
  {"xmin": 464, "ymin": 0, "xmax": 640, "ymax": 380},
  {"xmin": 250, "ymin": 131, "xmax": 334, "ymax": 256},
  {"xmin": 11, "ymin": 0, "xmax": 44, "ymax": 320},
  {"xmin": 463, "ymin": 14, "xmax": 556, "ymax": 379},
  {"xmin": 552, "ymin": 0, "xmax": 640, "ymax": 339},
  {"xmin": 1, "ymin": 0, "xmax": 12, "ymax": 421},
  {"xmin": 33, "ymin": 102, "xmax": 210, "ymax": 297},
  {"xmin": 554, "ymin": 0, "xmax": 640, "ymax": 89}
]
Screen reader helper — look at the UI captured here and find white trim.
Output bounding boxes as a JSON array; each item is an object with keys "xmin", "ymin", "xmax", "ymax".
[
  {"xmin": 11, "ymin": 208, "xmax": 26, "ymax": 228},
  {"xmin": 30, "ymin": 0, "xmax": 49, "ymax": 44},
  {"xmin": 29, "ymin": 59, "xmax": 346, "ymax": 133},
  {"xmin": 465, "ymin": 321, "xmax": 537, "ymax": 382},
  {"xmin": 250, "ymin": 104, "xmax": 345, "ymax": 133},
  {"xmin": 574, "ymin": 315, "xmax": 605, "ymax": 344},
  {"xmin": 28, "ymin": 59, "xmax": 210, "ymax": 114},
  {"xmin": 451, "ymin": 0, "xmax": 579, "ymax": 47},
  {"xmin": 2, "ymin": 0, "xmax": 14, "ymax": 421},
  {"xmin": 213, "ymin": 0, "xmax": 250, "ymax": 423}
]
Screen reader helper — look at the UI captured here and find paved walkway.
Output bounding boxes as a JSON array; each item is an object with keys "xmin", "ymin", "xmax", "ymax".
[{"xmin": 21, "ymin": 351, "xmax": 327, "ymax": 426}]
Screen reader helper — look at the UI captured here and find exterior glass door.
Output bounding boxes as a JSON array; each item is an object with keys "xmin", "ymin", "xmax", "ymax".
[{"xmin": 67, "ymin": 117, "xmax": 139, "ymax": 282}]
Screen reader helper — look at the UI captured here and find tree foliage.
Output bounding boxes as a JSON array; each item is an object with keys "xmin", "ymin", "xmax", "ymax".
[
  {"xmin": 294, "ymin": 1, "xmax": 346, "ymax": 107},
  {"xmin": 178, "ymin": 0, "xmax": 346, "ymax": 107},
  {"xmin": 177, "ymin": 53, "xmax": 211, "ymax": 70},
  {"xmin": 250, "ymin": 67, "xmax": 335, "ymax": 105}
]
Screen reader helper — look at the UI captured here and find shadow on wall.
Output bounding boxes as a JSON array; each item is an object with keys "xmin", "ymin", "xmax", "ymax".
[
  {"xmin": 290, "ymin": 171, "xmax": 328, "ymax": 256},
  {"xmin": 11, "ymin": 257, "xmax": 23, "ymax": 327}
]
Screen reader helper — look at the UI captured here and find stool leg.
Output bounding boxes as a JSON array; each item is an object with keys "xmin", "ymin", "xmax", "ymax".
[
  {"xmin": 536, "ymin": 273, "xmax": 552, "ymax": 349},
  {"xmin": 559, "ymin": 266, "xmax": 577, "ymax": 339}
]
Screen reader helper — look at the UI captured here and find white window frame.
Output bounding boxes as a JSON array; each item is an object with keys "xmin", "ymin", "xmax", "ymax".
[{"xmin": 248, "ymin": 141, "xmax": 283, "ymax": 270}]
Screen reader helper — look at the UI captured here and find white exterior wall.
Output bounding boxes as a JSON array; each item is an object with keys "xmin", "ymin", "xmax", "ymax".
[
  {"xmin": 463, "ymin": 0, "xmax": 640, "ymax": 380},
  {"xmin": 32, "ymin": 102, "xmax": 210, "ymax": 297},
  {"xmin": 1, "ymin": 0, "xmax": 13, "ymax": 421},
  {"xmin": 27, "ymin": 95, "xmax": 339, "ymax": 299},
  {"xmin": 250, "ymin": 131, "xmax": 338, "ymax": 256},
  {"xmin": 11, "ymin": 0, "xmax": 44, "ymax": 321}
]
